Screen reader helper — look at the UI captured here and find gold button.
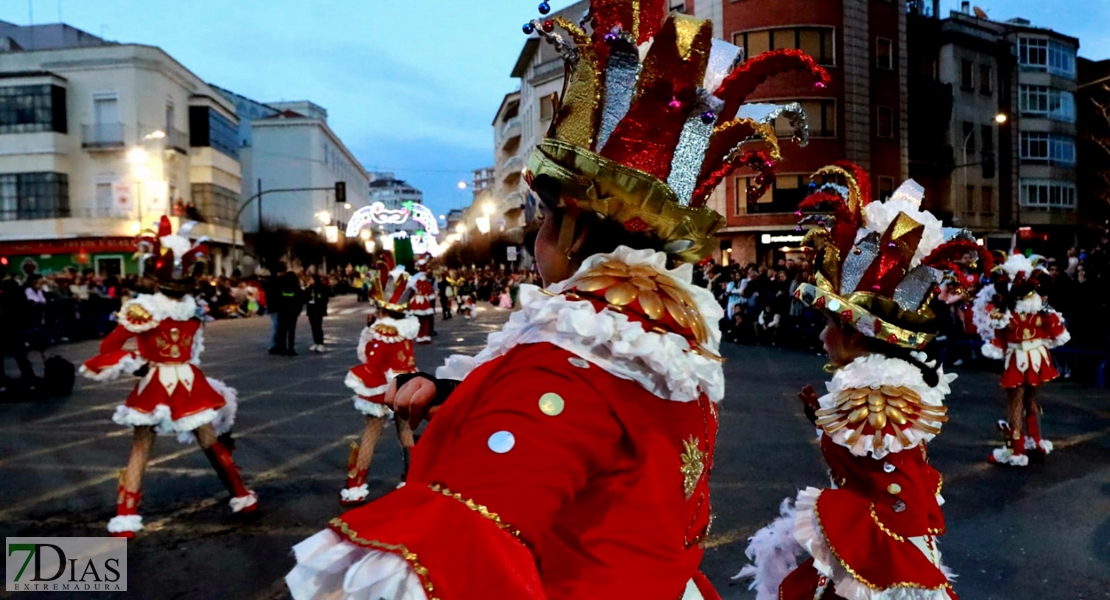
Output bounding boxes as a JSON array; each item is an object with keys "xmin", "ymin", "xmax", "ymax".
[
  {"xmin": 887, "ymin": 483, "xmax": 902, "ymax": 495},
  {"xmin": 538, "ymin": 393, "xmax": 565, "ymax": 417}
]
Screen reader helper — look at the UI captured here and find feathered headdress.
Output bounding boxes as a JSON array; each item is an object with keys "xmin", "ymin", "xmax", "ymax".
[
  {"xmin": 136, "ymin": 216, "xmax": 209, "ymax": 294},
  {"xmin": 376, "ymin": 265, "xmax": 410, "ymax": 314},
  {"xmin": 522, "ymin": 0, "xmax": 830, "ymax": 262},
  {"xmin": 794, "ymin": 162, "xmax": 992, "ymax": 350}
]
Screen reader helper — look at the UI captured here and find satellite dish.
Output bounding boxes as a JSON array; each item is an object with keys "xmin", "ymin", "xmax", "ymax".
[{"xmin": 973, "ymin": 6, "xmax": 989, "ymax": 18}]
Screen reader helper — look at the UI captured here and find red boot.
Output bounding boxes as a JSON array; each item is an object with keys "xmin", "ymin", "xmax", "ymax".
[
  {"xmin": 1025, "ymin": 413, "xmax": 1053, "ymax": 454},
  {"xmin": 340, "ymin": 442, "xmax": 370, "ymax": 506},
  {"xmin": 203, "ymin": 442, "xmax": 258, "ymax": 513},
  {"xmin": 989, "ymin": 420, "xmax": 1028, "ymax": 467},
  {"xmin": 107, "ymin": 480, "xmax": 143, "ymax": 538}
]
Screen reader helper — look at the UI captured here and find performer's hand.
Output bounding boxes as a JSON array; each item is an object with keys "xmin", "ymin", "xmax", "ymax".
[
  {"xmin": 797, "ymin": 385, "xmax": 821, "ymax": 411},
  {"xmin": 387, "ymin": 377, "xmax": 440, "ymax": 429}
]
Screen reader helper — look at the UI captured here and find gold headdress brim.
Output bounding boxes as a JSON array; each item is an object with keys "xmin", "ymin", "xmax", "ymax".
[
  {"xmin": 526, "ymin": 139, "xmax": 724, "ymax": 263},
  {"xmin": 796, "ymin": 277, "xmax": 936, "ymax": 350}
]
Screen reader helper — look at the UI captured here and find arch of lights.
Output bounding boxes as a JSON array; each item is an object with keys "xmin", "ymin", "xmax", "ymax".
[{"xmin": 347, "ymin": 201, "xmax": 442, "ymax": 256}]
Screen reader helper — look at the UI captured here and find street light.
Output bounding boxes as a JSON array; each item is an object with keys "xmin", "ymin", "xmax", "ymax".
[
  {"xmin": 995, "ymin": 113, "xmax": 1008, "ymax": 124},
  {"xmin": 482, "ymin": 201, "xmax": 496, "ymax": 216},
  {"xmin": 457, "ymin": 181, "xmax": 468, "ymax": 190},
  {"xmin": 359, "ymin": 229, "xmax": 372, "ymax": 241},
  {"xmin": 315, "ymin": 210, "xmax": 332, "ymax": 224},
  {"xmin": 143, "ymin": 130, "xmax": 166, "ymax": 140}
]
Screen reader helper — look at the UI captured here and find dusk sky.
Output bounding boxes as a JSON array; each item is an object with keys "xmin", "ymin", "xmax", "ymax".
[{"xmin": 3, "ymin": 0, "xmax": 1107, "ymax": 217}]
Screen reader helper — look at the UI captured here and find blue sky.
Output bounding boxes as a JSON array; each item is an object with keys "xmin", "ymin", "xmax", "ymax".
[{"xmin": 3, "ymin": 1, "xmax": 1107, "ymax": 217}]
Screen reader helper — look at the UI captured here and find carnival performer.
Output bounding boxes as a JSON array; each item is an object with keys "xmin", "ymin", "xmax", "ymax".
[
  {"xmin": 80, "ymin": 217, "xmax": 257, "ymax": 539},
  {"xmin": 973, "ymin": 252, "xmax": 1070, "ymax": 467},
  {"xmin": 340, "ymin": 273, "xmax": 420, "ymax": 505},
  {"xmin": 737, "ymin": 165, "xmax": 988, "ymax": 600},
  {"xmin": 407, "ymin": 256, "xmax": 436, "ymax": 344},
  {"xmin": 286, "ymin": 1, "xmax": 829, "ymax": 597}
]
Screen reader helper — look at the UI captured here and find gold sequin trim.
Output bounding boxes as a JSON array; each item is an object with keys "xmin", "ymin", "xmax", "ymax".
[
  {"xmin": 428, "ymin": 484, "xmax": 523, "ymax": 541},
  {"xmin": 329, "ymin": 517, "xmax": 439, "ymax": 600},
  {"xmin": 812, "ymin": 495, "xmax": 948, "ymax": 591},
  {"xmin": 869, "ymin": 503, "xmax": 905, "ymax": 542}
]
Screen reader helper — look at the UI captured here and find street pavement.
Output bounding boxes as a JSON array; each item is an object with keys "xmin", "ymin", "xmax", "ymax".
[{"xmin": 1, "ymin": 294, "xmax": 1107, "ymax": 600}]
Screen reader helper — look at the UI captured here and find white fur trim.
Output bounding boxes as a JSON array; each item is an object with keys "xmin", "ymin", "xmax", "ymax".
[
  {"xmin": 353, "ymin": 397, "xmax": 392, "ymax": 418},
  {"xmin": 1024, "ymin": 437, "xmax": 1053, "ymax": 454},
  {"xmin": 176, "ymin": 378, "xmax": 237, "ymax": 444},
  {"xmin": 434, "ymin": 247, "xmax": 724, "ymax": 402},
  {"xmin": 190, "ymin": 327, "xmax": 205, "ymax": 366},
  {"xmin": 286, "ymin": 529, "xmax": 428, "ymax": 600},
  {"xmin": 999, "ymin": 253, "xmax": 1039, "ymax": 279},
  {"xmin": 79, "ymin": 353, "xmax": 146, "ymax": 382},
  {"xmin": 792, "ymin": 488, "xmax": 955, "ymax": 600},
  {"xmin": 112, "ymin": 404, "xmax": 219, "ymax": 435},
  {"xmin": 971, "ymin": 286, "xmax": 1009, "ymax": 357},
  {"xmin": 118, "ymin": 293, "xmax": 197, "ymax": 332},
  {"xmin": 359, "ymin": 318, "xmax": 420, "ymax": 363},
  {"xmin": 981, "ymin": 343, "xmax": 1004, "ymax": 360},
  {"xmin": 1049, "ymin": 323, "xmax": 1071, "ymax": 349},
  {"xmin": 860, "ymin": 186, "xmax": 945, "ymax": 268},
  {"xmin": 415, "ymin": 336, "xmax": 432, "ymax": 343},
  {"xmin": 229, "ymin": 492, "xmax": 257, "ymax": 513},
  {"xmin": 340, "ymin": 484, "xmax": 370, "ymax": 503},
  {"xmin": 107, "ymin": 515, "xmax": 143, "ymax": 534},
  {"xmin": 346, "ymin": 372, "xmax": 391, "ymax": 399},
  {"xmin": 991, "ymin": 447, "xmax": 1029, "ymax": 466},
  {"xmin": 159, "ymin": 234, "xmax": 193, "ymax": 259},
  {"xmin": 1013, "ymin": 294, "xmax": 1043, "ymax": 315},
  {"xmin": 734, "ymin": 498, "xmax": 805, "ymax": 600},
  {"xmin": 820, "ymin": 355, "xmax": 954, "ymax": 459}
]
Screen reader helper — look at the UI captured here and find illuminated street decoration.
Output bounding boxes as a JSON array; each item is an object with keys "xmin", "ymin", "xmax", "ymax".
[{"xmin": 346, "ymin": 201, "xmax": 440, "ymax": 238}]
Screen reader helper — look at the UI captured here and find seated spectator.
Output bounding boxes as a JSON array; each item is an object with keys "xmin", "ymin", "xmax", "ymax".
[
  {"xmin": 723, "ymin": 310, "xmax": 754, "ymax": 345},
  {"xmin": 756, "ymin": 304, "xmax": 780, "ymax": 345}
]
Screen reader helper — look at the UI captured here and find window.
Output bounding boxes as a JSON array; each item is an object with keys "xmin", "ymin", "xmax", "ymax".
[
  {"xmin": 776, "ymin": 99, "xmax": 836, "ymax": 138},
  {"xmin": 669, "ymin": 0, "xmax": 686, "ymax": 12},
  {"xmin": 0, "ymin": 172, "xmax": 69, "ymax": 221},
  {"xmin": 1019, "ymin": 37, "xmax": 1075, "ymax": 78},
  {"xmin": 981, "ymin": 187, "xmax": 994, "ymax": 214},
  {"xmin": 962, "ymin": 122, "xmax": 976, "ymax": 153},
  {"xmin": 979, "ymin": 64, "xmax": 993, "ymax": 95},
  {"xmin": 877, "ymin": 177, "xmax": 894, "ymax": 201},
  {"xmin": 1020, "ymin": 179, "xmax": 1076, "ymax": 210},
  {"xmin": 191, "ymin": 183, "xmax": 239, "ymax": 227},
  {"xmin": 1018, "ymin": 85, "xmax": 1076, "ymax": 122},
  {"xmin": 981, "ymin": 124, "xmax": 994, "ymax": 153},
  {"xmin": 965, "ymin": 185, "xmax": 976, "ymax": 213},
  {"xmin": 0, "ymin": 84, "xmax": 67, "ymax": 134},
  {"xmin": 736, "ymin": 174, "xmax": 811, "ymax": 214},
  {"xmin": 539, "ymin": 93, "xmax": 558, "ymax": 121},
  {"xmin": 877, "ymin": 106, "xmax": 895, "ymax": 139},
  {"xmin": 95, "ymin": 182, "xmax": 113, "ymax": 216},
  {"xmin": 188, "ymin": 107, "xmax": 239, "ymax": 160},
  {"xmin": 960, "ymin": 60, "xmax": 974, "ymax": 90},
  {"xmin": 876, "ymin": 38, "xmax": 893, "ymax": 70},
  {"xmin": 733, "ymin": 27, "xmax": 835, "ymax": 66},
  {"xmin": 1020, "ymin": 132, "xmax": 1076, "ymax": 166}
]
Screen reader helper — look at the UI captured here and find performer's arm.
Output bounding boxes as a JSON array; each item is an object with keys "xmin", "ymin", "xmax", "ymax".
[
  {"xmin": 80, "ymin": 325, "xmax": 143, "ymax": 381},
  {"xmin": 1044, "ymin": 309, "xmax": 1071, "ymax": 348}
]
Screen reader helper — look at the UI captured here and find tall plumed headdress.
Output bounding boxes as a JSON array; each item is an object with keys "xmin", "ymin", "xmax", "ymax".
[
  {"xmin": 794, "ymin": 162, "xmax": 993, "ymax": 350},
  {"xmin": 375, "ymin": 265, "xmax": 411, "ymax": 314},
  {"xmin": 135, "ymin": 216, "xmax": 209, "ymax": 294},
  {"xmin": 522, "ymin": 0, "xmax": 831, "ymax": 262},
  {"xmin": 986, "ymin": 251, "xmax": 1048, "ymax": 304}
]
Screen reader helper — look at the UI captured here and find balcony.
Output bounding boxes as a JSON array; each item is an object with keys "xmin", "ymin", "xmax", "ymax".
[
  {"xmin": 167, "ymin": 128, "xmax": 189, "ymax": 153},
  {"xmin": 82, "ymin": 123, "xmax": 126, "ymax": 150},
  {"xmin": 0, "ymin": 207, "xmax": 71, "ymax": 222},
  {"xmin": 500, "ymin": 116, "xmax": 521, "ymax": 142}
]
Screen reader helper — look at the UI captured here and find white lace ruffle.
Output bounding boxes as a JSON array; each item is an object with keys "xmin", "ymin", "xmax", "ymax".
[
  {"xmin": 107, "ymin": 515, "xmax": 143, "ymax": 534},
  {"xmin": 792, "ymin": 488, "xmax": 955, "ymax": 600},
  {"xmin": 229, "ymin": 492, "xmax": 257, "ymax": 513},
  {"xmin": 112, "ymin": 404, "xmax": 219, "ymax": 435},
  {"xmin": 353, "ymin": 397, "xmax": 392, "ymax": 418},
  {"xmin": 176, "ymin": 378, "xmax": 238, "ymax": 444},
  {"xmin": 434, "ymin": 248, "xmax": 724, "ymax": 402},
  {"xmin": 819, "ymin": 354, "xmax": 954, "ymax": 459},
  {"xmin": 78, "ymin": 353, "xmax": 147, "ymax": 382},
  {"xmin": 286, "ymin": 529, "xmax": 428, "ymax": 600},
  {"xmin": 118, "ymin": 293, "xmax": 198, "ymax": 332},
  {"xmin": 346, "ymin": 372, "xmax": 391, "ymax": 400},
  {"xmin": 340, "ymin": 484, "xmax": 370, "ymax": 502},
  {"xmin": 191, "ymin": 327, "xmax": 205, "ymax": 366}
]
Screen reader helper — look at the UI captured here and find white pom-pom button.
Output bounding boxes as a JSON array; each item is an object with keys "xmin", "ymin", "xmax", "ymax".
[{"xmin": 487, "ymin": 431, "xmax": 515, "ymax": 454}]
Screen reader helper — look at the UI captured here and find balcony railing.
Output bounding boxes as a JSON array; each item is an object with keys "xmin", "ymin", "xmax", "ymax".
[
  {"xmin": 0, "ymin": 207, "xmax": 71, "ymax": 221},
  {"xmin": 82, "ymin": 123, "xmax": 126, "ymax": 149}
]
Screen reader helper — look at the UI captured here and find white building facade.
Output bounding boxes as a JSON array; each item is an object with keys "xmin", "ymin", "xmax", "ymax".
[{"xmin": 0, "ymin": 22, "xmax": 242, "ymax": 276}]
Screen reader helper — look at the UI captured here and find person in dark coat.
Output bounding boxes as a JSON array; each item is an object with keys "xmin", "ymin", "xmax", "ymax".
[
  {"xmin": 263, "ymin": 263, "xmax": 288, "ymax": 355},
  {"xmin": 275, "ymin": 270, "xmax": 305, "ymax": 356},
  {"xmin": 0, "ymin": 277, "xmax": 38, "ymax": 395},
  {"xmin": 306, "ymin": 274, "xmax": 331, "ymax": 353}
]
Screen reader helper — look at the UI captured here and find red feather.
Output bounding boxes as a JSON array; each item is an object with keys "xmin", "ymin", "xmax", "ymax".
[
  {"xmin": 798, "ymin": 190, "xmax": 858, "ymax": 252},
  {"xmin": 714, "ymin": 49, "xmax": 831, "ymax": 123}
]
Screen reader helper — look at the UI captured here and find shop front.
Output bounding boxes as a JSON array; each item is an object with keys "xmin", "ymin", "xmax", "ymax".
[{"xmin": 0, "ymin": 237, "xmax": 139, "ymax": 277}]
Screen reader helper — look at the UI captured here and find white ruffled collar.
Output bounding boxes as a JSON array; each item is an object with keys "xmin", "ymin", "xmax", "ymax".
[
  {"xmin": 357, "ymin": 316, "xmax": 419, "ymax": 362},
  {"xmin": 819, "ymin": 353, "xmax": 955, "ymax": 459},
  {"xmin": 435, "ymin": 247, "xmax": 725, "ymax": 402},
  {"xmin": 119, "ymin": 293, "xmax": 197, "ymax": 332},
  {"xmin": 1013, "ymin": 294, "xmax": 1043, "ymax": 315}
]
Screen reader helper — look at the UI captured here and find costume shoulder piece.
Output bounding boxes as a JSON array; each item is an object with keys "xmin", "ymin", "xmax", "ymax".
[
  {"xmin": 437, "ymin": 246, "xmax": 725, "ymax": 402},
  {"xmin": 118, "ymin": 293, "xmax": 198, "ymax": 333},
  {"xmin": 371, "ymin": 316, "xmax": 420, "ymax": 343},
  {"xmin": 816, "ymin": 354, "xmax": 955, "ymax": 459}
]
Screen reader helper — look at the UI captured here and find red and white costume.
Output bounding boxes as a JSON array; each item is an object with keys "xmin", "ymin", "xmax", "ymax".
[
  {"xmin": 345, "ymin": 316, "xmax": 420, "ymax": 417},
  {"xmin": 81, "ymin": 292, "xmax": 237, "ymax": 439},
  {"xmin": 973, "ymin": 255, "xmax": 1070, "ymax": 389},
  {"xmin": 287, "ymin": 247, "xmax": 726, "ymax": 600},
  {"xmin": 407, "ymin": 269, "xmax": 435, "ymax": 344},
  {"xmin": 739, "ymin": 355, "xmax": 958, "ymax": 600}
]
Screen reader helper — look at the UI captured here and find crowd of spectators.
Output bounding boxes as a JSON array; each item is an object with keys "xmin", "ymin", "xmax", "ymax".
[{"xmin": 697, "ymin": 230, "xmax": 1110, "ymax": 384}]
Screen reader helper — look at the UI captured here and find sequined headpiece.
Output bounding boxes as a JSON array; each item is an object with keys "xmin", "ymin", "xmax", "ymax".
[
  {"xmin": 522, "ymin": 0, "xmax": 830, "ymax": 262},
  {"xmin": 794, "ymin": 162, "xmax": 992, "ymax": 350},
  {"xmin": 989, "ymin": 251, "xmax": 1047, "ymax": 302},
  {"xmin": 376, "ymin": 265, "xmax": 410, "ymax": 314},
  {"xmin": 136, "ymin": 216, "xmax": 208, "ymax": 294}
]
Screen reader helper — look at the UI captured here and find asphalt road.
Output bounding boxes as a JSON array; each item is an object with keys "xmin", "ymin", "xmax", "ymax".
[{"xmin": 1, "ymin": 295, "xmax": 1107, "ymax": 600}]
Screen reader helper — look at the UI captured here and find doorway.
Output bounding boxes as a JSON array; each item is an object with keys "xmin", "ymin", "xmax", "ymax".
[{"xmin": 95, "ymin": 255, "xmax": 124, "ymax": 277}]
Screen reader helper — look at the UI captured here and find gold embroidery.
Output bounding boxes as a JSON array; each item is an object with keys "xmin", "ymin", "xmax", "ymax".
[
  {"xmin": 815, "ymin": 385, "xmax": 947, "ymax": 450},
  {"xmin": 124, "ymin": 303, "xmax": 153, "ymax": 325},
  {"xmin": 680, "ymin": 436, "xmax": 706, "ymax": 500},
  {"xmin": 428, "ymin": 484, "xmax": 522, "ymax": 541},
  {"xmin": 329, "ymin": 517, "xmax": 439, "ymax": 600},
  {"xmin": 869, "ymin": 503, "xmax": 905, "ymax": 542}
]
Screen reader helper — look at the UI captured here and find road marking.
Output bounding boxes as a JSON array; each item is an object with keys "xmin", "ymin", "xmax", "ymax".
[{"xmin": 0, "ymin": 396, "xmax": 352, "ymax": 521}]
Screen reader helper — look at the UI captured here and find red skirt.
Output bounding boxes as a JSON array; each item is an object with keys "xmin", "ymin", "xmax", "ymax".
[
  {"xmin": 1001, "ymin": 346, "xmax": 1059, "ymax": 388},
  {"xmin": 115, "ymin": 365, "xmax": 227, "ymax": 431}
]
